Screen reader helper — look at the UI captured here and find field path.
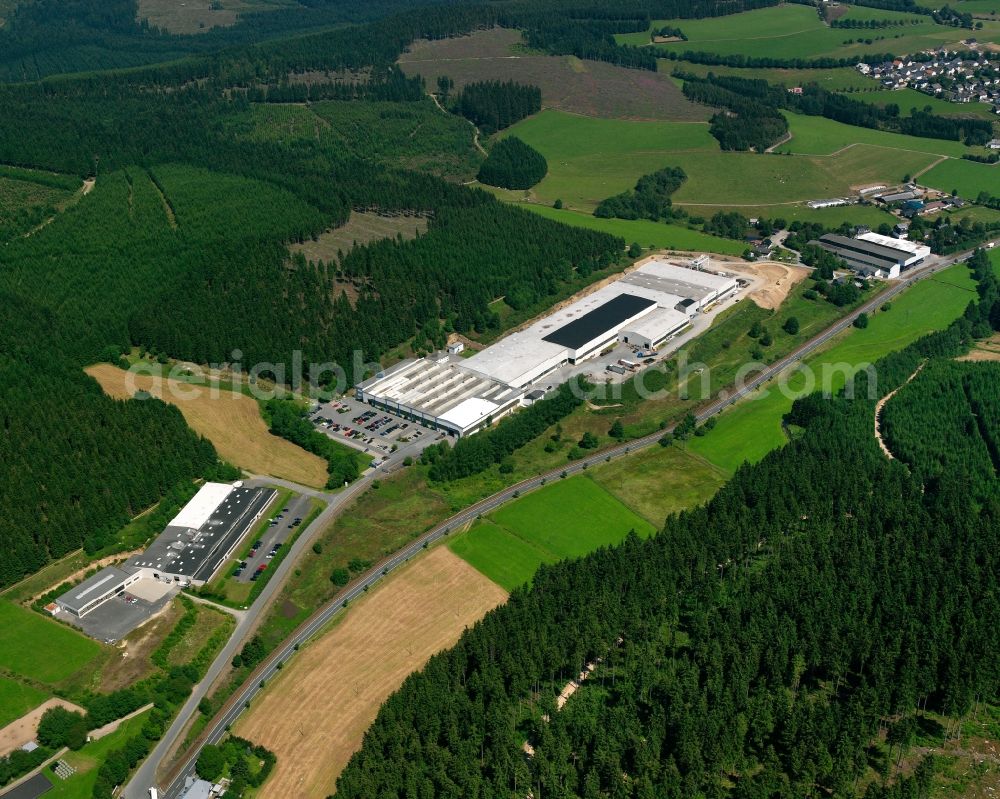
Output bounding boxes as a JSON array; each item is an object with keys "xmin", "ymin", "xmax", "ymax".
[
  {"xmin": 874, "ymin": 361, "xmax": 925, "ymax": 459},
  {"xmin": 235, "ymin": 547, "xmax": 507, "ymax": 798},
  {"xmin": 913, "ymin": 155, "xmax": 949, "ymax": 180},
  {"xmin": 428, "ymin": 91, "xmax": 486, "ymax": 155}
]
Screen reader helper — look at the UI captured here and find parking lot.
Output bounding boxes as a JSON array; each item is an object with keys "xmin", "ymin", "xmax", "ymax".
[
  {"xmin": 232, "ymin": 493, "xmax": 313, "ymax": 584},
  {"xmin": 311, "ymin": 396, "xmax": 443, "ymax": 468},
  {"xmin": 63, "ymin": 579, "xmax": 178, "ymax": 644}
]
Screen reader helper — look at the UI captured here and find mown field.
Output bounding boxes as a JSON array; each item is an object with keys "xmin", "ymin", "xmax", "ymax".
[
  {"xmin": 448, "ymin": 476, "xmax": 657, "ymax": 590},
  {"xmin": 236, "ymin": 547, "xmax": 507, "ymax": 798},
  {"xmin": 664, "ymin": 59, "xmax": 874, "ymax": 92},
  {"xmin": 779, "ymin": 111, "xmax": 977, "ymax": 159},
  {"xmin": 619, "ymin": 4, "xmax": 999, "ymax": 59},
  {"xmin": 689, "ymin": 260, "xmax": 984, "ymax": 473},
  {"xmin": 399, "ymin": 28, "xmax": 713, "ymax": 122},
  {"xmin": 856, "ymin": 88, "xmax": 998, "ymax": 120},
  {"xmin": 85, "ymin": 363, "xmax": 330, "ymax": 488}
]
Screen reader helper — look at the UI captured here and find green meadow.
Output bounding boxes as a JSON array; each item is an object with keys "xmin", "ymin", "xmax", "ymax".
[
  {"xmin": 620, "ymin": 4, "xmax": 1000, "ymax": 59},
  {"xmin": 689, "ymin": 261, "xmax": 981, "ymax": 473},
  {"xmin": 664, "ymin": 60, "xmax": 874, "ymax": 92},
  {"xmin": 0, "ymin": 601, "xmax": 104, "ymax": 687},
  {"xmin": 520, "ymin": 205, "xmax": 746, "ymax": 255},
  {"xmin": 501, "ymin": 110, "xmax": 954, "ymax": 212},
  {"xmin": 858, "ymin": 89, "xmax": 997, "ymax": 121},
  {"xmin": 43, "ymin": 709, "xmax": 152, "ymax": 799},
  {"xmin": 449, "ymin": 476, "xmax": 655, "ymax": 590},
  {"xmin": 919, "ymin": 158, "xmax": 1000, "ymax": 199},
  {"xmin": 0, "ymin": 676, "xmax": 48, "ymax": 728},
  {"xmin": 779, "ymin": 111, "xmax": 972, "ymax": 158}
]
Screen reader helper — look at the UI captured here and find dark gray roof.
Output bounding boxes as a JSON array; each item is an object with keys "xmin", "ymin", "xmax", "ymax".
[
  {"xmin": 542, "ymin": 294, "xmax": 655, "ymax": 350},
  {"xmin": 56, "ymin": 566, "xmax": 135, "ymax": 613},
  {"xmin": 128, "ymin": 487, "xmax": 275, "ymax": 580},
  {"xmin": 814, "ymin": 234, "xmax": 907, "ymax": 272}
]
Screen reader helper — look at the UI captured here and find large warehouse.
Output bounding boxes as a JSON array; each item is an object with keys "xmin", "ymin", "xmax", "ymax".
[
  {"xmin": 56, "ymin": 482, "xmax": 275, "ymax": 618},
  {"xmin": 463, "ymin": 259, "xmax": 737, "ymax": 388},
  {"xmin": 355, "ymin": 354, "xmax": 523, "ymax": 437},
  {"xmin": 812, "ymin": 232, "xmax": 930, "ymax": 279},
  {"xmin": 356, "ymin": 259, "xmax": 738, "ymax": 436}
]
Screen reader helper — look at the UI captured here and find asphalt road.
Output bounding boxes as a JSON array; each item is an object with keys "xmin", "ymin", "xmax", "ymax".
[{"xmin": 133, "ymin": 245, "xmax": 990, "ymax": 799}]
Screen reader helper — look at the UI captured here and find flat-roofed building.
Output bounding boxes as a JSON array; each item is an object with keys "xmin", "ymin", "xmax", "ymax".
[
  {"xmin": 811, "ymin": 233, "xmax": 929, "ymax": 279},
  {"xmin": 356, "ymin": 258, "xmax": 740, "ymax": 437},
  {"xmin": 356, "ymin": 356, "xmax": 522, "ymax": 437},
  {"xmin": 127, "ymin": 484, "xmax": 275, "ymax": 585},
  {"xmin": 56, "ymin": 566, "xmax": 142, "ymax": 618}
]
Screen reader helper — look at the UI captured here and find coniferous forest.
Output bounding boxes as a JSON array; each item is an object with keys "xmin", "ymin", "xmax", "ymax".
[{"xmin": 334, "ymin": 252, "xmax": 1000, "ymax": 798}]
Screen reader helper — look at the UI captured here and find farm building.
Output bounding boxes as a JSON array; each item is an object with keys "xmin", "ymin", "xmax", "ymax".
[{"xmin": 810, "ymin": 232, "xmax": 930, "ymax": 279}]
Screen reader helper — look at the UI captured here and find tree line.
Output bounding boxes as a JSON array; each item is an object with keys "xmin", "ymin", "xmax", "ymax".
[{"xmin": 420, "ymin": 380, "xmax": 587, "ymax": 481}]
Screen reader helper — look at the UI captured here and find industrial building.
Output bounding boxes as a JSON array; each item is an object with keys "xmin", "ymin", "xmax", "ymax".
[
  {"xmin": 55, "ymin": 566, "xmax": 144, "ymax": 619},
  {"xmin": 355, "ymin": 355, "xmax": 523, "ymax": 437},
  {"xmin": 355, "ymin": 259, "xmax": 738, "ymax": 437},
  {"xmin": 811, "ymin": 232, "xmax": 930, "ymax": 279},
  {"xmin": 55, "ymin": 482, "xmax": 275, "ymax": 619}
]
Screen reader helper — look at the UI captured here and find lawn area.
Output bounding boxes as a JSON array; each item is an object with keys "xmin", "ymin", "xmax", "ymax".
[
  {"xmin": 621, "ymin": 4, "xmax": 999, "ymax": 60},
  {"xmin": 689, "ymin": 261, "xmax": 980, "ymax": 472},
  {"xmin": 919, "ymin": 157, "xmax": 1000, "ymax": 199},
  {"xmin": 501, "ymin": 109, "xmax": 961, "ymax": 211},
  {"xmin": 779, "ymin": 111, "xmax": 973, "ymax": 159},
  {"xmin": 0, "ymin": 677, "xmax": 48, "ymax": 728},
  {"xmin": 43, "ymin": 709, "xmax": 152, "ymax": 799},
  {"xmin": 449, "ymin": 476, "xmax": 656, "ymax": 589},
  {"xmin": 520, "ymin": 204, "xmax": 745, "ymax": 255},
  {"xmin": 586, "ymin": 443, "xmax": 727, "ymax": 526},
  {"xmin": 0, "ymin": 602, "xmax": 104, "ymax": 688}
]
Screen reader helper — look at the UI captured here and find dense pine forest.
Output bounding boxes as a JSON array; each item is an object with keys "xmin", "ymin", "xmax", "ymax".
[{"xmin": 334, "ymin": 251, "xmax": 1000, "ymax": 798}]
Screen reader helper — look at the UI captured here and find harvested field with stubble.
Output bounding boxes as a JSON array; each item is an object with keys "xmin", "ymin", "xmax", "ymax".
[
  {"xmin": 84, "ymin": 363, "xmax": 328, "ymax": 488},
  {"xmin": 398, "ymin": 28, "xmax": 713, "ymax": 121},
  {"xmin": 236, "ymin": 547, "xmax": 507, "ymax": 798}
]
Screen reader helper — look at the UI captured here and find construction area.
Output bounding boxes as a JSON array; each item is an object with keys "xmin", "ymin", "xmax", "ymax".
[{"xmin": 356, "ymin": 256, "xmax": 741, "ymax": 437}]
